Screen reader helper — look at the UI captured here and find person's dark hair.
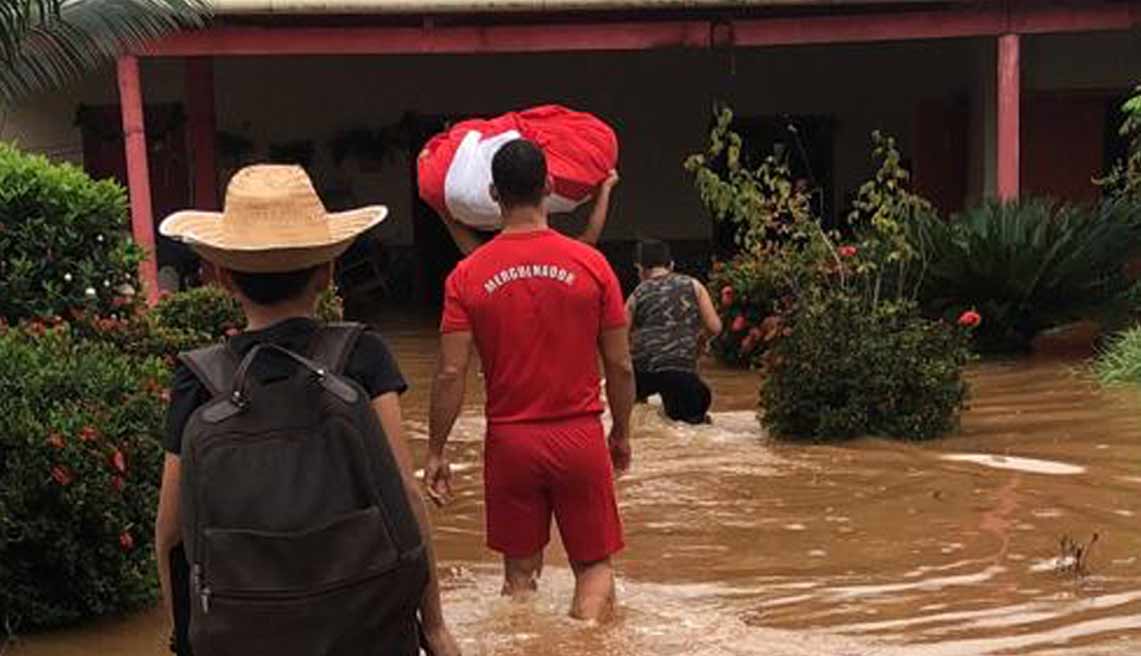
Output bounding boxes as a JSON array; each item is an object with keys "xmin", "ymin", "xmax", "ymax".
[
  {"xmin": 228, "ymin": 265, "xmax": 321, "ymax": 306},
  {"xmin": 635, "ymin": 239, "xmax": 672, "ymax": 269},
  {"xmin": 491, "ymin": 139, "xmax": 547, "ymax": 208}
]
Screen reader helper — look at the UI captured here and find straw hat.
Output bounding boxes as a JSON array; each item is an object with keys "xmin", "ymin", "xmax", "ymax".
[{"xmin": 159, "ymin": 164, "xmax": 387, "ymax": 273}]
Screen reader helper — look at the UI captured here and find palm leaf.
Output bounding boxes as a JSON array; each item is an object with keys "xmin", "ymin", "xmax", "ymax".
[{"xmin": 0, "ymin": 0, "xmax": 209, "ymax": 104}]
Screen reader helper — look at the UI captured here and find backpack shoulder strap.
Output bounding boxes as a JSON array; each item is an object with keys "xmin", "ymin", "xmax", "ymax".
[
  {"xmin": 309, "ymin": 322, "xmax": 366, "ymax": 375},
  {"xmin": 179, "ymin": 344, "xmax": 237, "ymax": 398}
]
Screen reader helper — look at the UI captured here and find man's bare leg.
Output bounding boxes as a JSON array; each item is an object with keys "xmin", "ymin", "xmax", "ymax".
[
  {"xmin": 569, "ymin": 557, "xmax": 616, "ymax": 621},
  {"xmin": 503, "ymin": 551, "xmax": 544, "ymax": 597}
]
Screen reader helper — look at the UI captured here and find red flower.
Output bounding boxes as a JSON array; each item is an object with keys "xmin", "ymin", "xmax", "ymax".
[
  {"xmin": 111, "ymin": 476, "xmax": 126, "ymax": 493},
  {"xmin": 110, "ymin": 449, "xmax": 127, "ymax": 475},
  {"xmin": 27, "ymin": 321, "xmax": 46, "ymax": 337},
  {"xmin": 119, "ymin": 531, "xmax": 135, "ymax": 552},
  {"xmin": 46, "ymin": 433, "xmax": 66, "ymax": 449},
  {"xmin": 731, "ymin": 315, "xmax": 748, "ymax": 332},
  {"xmin": 720, "ymin": 286, "xmax": 734, "ymax": 307},
  {"xmin": 957, "ymin": 309, "xmax": 982, "ymax": 328},
  {"xmin": 838, "ymin": 245, "xmax": 858, "ymax": 258},
  {"xmin": 51, "ymin": 465, "xmax": 74, "ymax": 486},
  {"xmin": 79, "ymin": 425, "xmax": 99, "ymax": 443},
  {"xmin": 111, "ymin": 296, "xmax": 130, "ymax": 309}
]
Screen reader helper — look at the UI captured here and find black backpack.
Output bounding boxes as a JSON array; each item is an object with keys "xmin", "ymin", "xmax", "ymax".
[{"xmin": 178, "ymin": 323, "xmax": 428, "ymax": 656}]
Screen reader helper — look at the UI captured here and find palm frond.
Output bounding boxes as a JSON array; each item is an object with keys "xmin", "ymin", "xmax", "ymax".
[
  {"xmin": 916, "ymin": 198, "xmax": 1141, "ymax": 352},
  {"xmin": 0, "ymin": 0, "xmax": 209, "ymax": 104}
]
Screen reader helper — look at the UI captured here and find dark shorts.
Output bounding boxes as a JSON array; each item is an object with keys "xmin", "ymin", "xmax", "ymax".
[
  {"xmin": 484, "ymin": 416, "xmax": 624, "ymax": 563},
  {"xmin": 635, "ymin": 369, "xmax": 712, "ymax": 424}
]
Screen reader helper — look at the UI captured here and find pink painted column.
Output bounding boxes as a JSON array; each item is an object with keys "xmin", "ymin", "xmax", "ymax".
[
  {"xmin": 997, "ymin": 33, "xmax": 1021, "ymax": 201},
  {"xmin": 116, "ymin": 55, "xmax": 160, "ymax": 305},
  {"xmin": 185, "ymin": 57, "xmax": 219, "ymax": 210}
]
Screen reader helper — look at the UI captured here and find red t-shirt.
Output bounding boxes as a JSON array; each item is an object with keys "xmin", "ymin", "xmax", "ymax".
[{"xmin": 441, "ymin": 229, "xmax": 628, "ymax": 426}]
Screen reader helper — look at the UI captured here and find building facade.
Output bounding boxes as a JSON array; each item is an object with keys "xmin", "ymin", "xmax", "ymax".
[{"xmin": 4, "ymin": 0, "xmax": 1139, "ymax": 303}]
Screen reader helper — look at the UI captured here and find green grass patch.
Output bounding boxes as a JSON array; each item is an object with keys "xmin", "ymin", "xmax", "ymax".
[{"xmin": 1094, "ymin": 326, "xmax": 1141, "ymax": 387}]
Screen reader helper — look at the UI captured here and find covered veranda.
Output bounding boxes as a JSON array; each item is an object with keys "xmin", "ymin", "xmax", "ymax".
[{"xmin": 114, "ymin": 0, "xmax": 1141, "ymax": 304}]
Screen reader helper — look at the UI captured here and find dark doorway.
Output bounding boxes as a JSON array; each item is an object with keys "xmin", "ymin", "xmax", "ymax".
[
  {"xmin": 408, "ymin": 114, "xmax": 465, "ymax": 307},
  {"xmin": 76, "ymin": 103, "xmax": 195, "ymax": 283},
  {"xmin": 710, "ymin": 114, "xmax": 835, "ymax": 259}
]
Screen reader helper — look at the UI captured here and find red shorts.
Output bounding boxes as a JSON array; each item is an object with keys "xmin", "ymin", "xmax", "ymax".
[{"xmin": 484, "ymin": 416, "xmax": 625, "ymax": 563}]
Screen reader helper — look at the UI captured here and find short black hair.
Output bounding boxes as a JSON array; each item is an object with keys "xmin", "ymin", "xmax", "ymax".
[
  {"xmin": 491, "ymin": 139, "xmax": 547, "ymax": 208},
  {"xmin": 228, "ymin": 265, "xmax": 321, "ymax": 306},
  {"xmin": 635, "ymin": 239, "xmax": 672, "ymax": 269}
]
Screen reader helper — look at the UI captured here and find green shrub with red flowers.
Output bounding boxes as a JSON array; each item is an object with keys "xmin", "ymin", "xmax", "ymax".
[
  {"xmin": 0, "ymin": 144, "xmax": 144, "ymax": 324},
  {"xmin": 687, "ymin": 108, "xmax": 975, "ymax": 440},
  {"xmin": 151, "ymin": 284, "xmax": 344, "ymax": 344},
  {"xmin": 761, "ymin": 293, "xmax": 973, "ymax": 440},
  {"xmin": 706, "ymin": 257, "xmax": 791, "ymax": 367},
  {"xmin": 0, "ymin": 323, "xmax": 168, "ymax": 630}
]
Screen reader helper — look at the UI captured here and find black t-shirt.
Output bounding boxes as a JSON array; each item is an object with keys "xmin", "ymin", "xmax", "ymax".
[
  {"xmin": 163, "ymin": 317, "xmax": 407, "ymax": 454},
  {"xmin": 163, "ymin": 317, "xmax": 406, "ymax": 655}
]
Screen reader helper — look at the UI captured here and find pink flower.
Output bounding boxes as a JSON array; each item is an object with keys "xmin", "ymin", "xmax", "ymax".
[
  {"xmin": 731, "ymin": 315, "xmax": 748, "ymax": 332},
  {"xmin": 119, "ymin": 531, "xmax": 135, "ymax": 552},
  {"xmin": 110, "ymin": 448, "xmax": 127, "ymax": 475},
  {"xmin": 838, "ymin": 245, "xmax": 858, "ymax": 258},
  {"xmin": 51, "ymin": 465, "xmax": 74, "ymax": 487},
  {"xmin": 957, "ymin": 309, "xmax": 982, "ymax": 328},
  {"xmin": 720, "ymin": 286, "xmax": 734, "ymax": 307},
  {"xmin": 224, "ymin": 327, "xmax": 240, "ymax": 338}
]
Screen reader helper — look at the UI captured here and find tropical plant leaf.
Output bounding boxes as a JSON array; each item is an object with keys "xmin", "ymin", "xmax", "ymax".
[
  {"xmin": 915, "ymin": 198, "xmax": 1141, "ymax": 352},
  {"xmin": 0, "ymin": 0, "xmax": 209, "ymax": 104}
]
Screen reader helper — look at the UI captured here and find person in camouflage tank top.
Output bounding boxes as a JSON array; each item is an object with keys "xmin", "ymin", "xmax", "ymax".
[{"xmin": 626, "ymin": 240, "xmax": 723, "ymax": 424}]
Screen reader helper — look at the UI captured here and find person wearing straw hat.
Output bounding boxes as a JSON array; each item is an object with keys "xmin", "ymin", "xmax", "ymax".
[{"xmin": 154, "ymin": 165, "xmax": 460, "ymax": 656}]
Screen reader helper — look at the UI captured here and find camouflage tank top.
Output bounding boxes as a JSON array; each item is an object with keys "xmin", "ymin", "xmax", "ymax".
[{"xmin": 630, "ymin": 273, "xmax": 702, "ymax": 373}]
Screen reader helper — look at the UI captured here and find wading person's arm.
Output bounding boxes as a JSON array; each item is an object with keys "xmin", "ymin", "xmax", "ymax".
[
  {"xmin": 693, "ymin": 280, "xmax": 723, "ymax": 336},
  {"xmin": 426, "ymin": 331, "xmax": 473, "ymax": 505},
  {"xmin": 154, "ymin": 455, "xmax": 182, "ymax": 629},
  {"xmin": 577, "ymin": 170, "xmax": 619, "ymax": 246},
  {"xmin": 599, "ymin": 328, "xmax": 635, "ymax": 473},
  {"xmin": 372, "ymin": 394, "xmax": 461, "ymax": 656}
]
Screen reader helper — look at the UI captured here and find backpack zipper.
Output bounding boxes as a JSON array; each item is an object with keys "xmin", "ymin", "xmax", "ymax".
[
  {"xmin": 193, "ymin": 563, "xmax": 212, "ymax": 614},
  {"xmin": 192, "ymin": 556, "xmax": 417, "ymax": 615}
]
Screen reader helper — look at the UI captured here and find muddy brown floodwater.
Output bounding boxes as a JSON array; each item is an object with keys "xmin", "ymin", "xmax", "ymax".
[{"xmin": 9, "ymin": 320, "xmax": 1141, "ymax": 656}]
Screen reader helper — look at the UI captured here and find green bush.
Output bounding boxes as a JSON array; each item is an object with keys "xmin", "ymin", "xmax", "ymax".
[
  {"xmin": 761, "ymin": 293, "xmax": 971, "ymax": 441},
  {"xmin": 0, "ymin": 144, "xmax": 143, "ymax": 323},
  {"xmin": 152, "ymin": 284, "xmax": 345, "ymax": 344},
  {"xmin": 914, "ymin": 199, "xmax": 1141, "ymax": 353},
  {"xmin": 688, "ymin": 109, "xmax": 974, "ymax": 440},
  {"xmin": 153, "ymin": 284, "xmax": 245, "ymax": 340},
  {"xmin": 0, "ymin": 323, "xmax": 168, "ymax": 630},
  {"xmin": 1093, "ymin": 326, "xmax": 1141, "ymax": 387}
]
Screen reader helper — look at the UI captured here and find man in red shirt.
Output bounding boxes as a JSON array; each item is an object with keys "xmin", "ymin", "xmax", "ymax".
[{"xmin": 425, "ymin": 139, "xmax": 634, "ymax": 621}]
